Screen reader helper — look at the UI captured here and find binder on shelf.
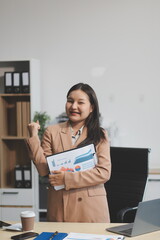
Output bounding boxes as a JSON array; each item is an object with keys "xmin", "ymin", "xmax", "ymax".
[
  {"xmin": 16, "ymin": 101, "xmax": 23, "ymax": 136},
  {"xmin": 4, "ymin": 72, "xmax": 13, "ymax": 93},
  {"xmin": 22, "ymin": 101, "xmax": 29, "ymax": 137},
  {"xmin": 26, "ymin": 101, "xmax": 31, "ymax": 135},
  {"xmin": 14, "ymin": 165, "xmax": 24, "ymax": 188},
  {"xmin": 23, "ymin": 165, "xmax": 32, "ymax": 188},
  {"xmin": 13, "ymin": 72, "xmax": 21, "ymax": 93},
  {"xmin": 21, "ymin": 72, "xmax": 30, "ymax": 93},
  {"xmin": 16, "ymin": 101, "xmax": 30, "ymax": 137}
]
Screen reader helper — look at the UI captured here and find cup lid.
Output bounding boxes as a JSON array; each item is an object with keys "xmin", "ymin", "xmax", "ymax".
[{"xmin": 20, "ymin": 211, "xmax": 35, "ymax": 218}]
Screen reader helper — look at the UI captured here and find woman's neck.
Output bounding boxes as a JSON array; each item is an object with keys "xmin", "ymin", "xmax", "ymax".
[{"xmin": 70, "ymin": 121, "xmax": 84, "ymax": 134}]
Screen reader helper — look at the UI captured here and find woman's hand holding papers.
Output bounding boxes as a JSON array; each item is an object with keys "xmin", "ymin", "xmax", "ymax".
[{"xmin": 49, "ymin": 170, "xmax": 65, "ymax": 187}]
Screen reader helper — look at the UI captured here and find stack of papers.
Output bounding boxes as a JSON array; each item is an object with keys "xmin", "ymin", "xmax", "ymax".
[
  {"xmin": 2, "ymin": 223, "xmax": 22, "ymax": 231},
  {"xmin": 64, "ymin": 232, "xmax": 125, "ymax": 240}
]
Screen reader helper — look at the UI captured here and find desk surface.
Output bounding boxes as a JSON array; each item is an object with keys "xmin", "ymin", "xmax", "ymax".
[{"xmin": 0, "ymin": 222, "xmax": 160, "ymax": 240}]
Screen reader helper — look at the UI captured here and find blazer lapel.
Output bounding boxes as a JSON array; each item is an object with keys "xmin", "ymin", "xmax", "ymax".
[
  {"xmin": 60, "ymin": 122, "xmax": 88, "ymax": 150},
  {"xmin": 60, "ymin": 121, "xmax": 73, "ymax": 151}
]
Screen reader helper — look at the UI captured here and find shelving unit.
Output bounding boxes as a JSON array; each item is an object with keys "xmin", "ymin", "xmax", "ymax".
[{"xmin": 0, "ymin": 59, "xmax": 40, "ymax": 221}]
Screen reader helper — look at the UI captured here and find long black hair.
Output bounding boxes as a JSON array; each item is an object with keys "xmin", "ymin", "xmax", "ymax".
[{"xmin": 66, "ymin": 83, "xmax": 106, "ymax": 147}]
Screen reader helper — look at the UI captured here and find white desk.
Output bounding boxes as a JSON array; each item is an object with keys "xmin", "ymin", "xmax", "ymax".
[{"xmin": 0, "ymin": 222, "xmax": 160, "ymax": 240}]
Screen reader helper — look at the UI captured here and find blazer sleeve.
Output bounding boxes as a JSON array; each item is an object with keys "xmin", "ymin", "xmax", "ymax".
[
  {"xmin": 64, "ymin": 130, "xmax": 111, "ymax": 190},
  {"xmin": 25, "ymin": 127, "xmax": 53, "ymax": 176}
]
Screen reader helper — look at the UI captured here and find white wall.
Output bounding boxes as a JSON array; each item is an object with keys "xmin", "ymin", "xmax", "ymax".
[{"xmin": 0, "ymin": 0, "xmax": 160, "ymax": 169}]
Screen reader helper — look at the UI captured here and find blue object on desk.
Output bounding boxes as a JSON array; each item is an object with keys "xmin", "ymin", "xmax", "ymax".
[{"xmin": 34, "ymin": 232, "xmax": 68, "ymax": 240}]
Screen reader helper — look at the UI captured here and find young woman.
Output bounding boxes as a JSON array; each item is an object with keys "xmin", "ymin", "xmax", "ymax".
[{"xmin": 26, "ymin": 83, "xmax": 111, "ymax": 222}]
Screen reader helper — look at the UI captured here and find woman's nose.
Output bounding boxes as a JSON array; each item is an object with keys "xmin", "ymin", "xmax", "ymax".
[{"xmin": 71, "ymin": 101, "xmax": 77, "ymax": 108}]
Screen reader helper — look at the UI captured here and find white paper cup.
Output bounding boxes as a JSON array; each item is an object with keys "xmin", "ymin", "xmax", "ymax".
[{"xmin": 20, "ymin": 211, "xmax": 35, "ymax": 231}]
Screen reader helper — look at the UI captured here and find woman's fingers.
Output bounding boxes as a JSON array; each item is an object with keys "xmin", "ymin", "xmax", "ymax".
[
  {"xmin": 49, "ymin": 171, "xmax": 65, "ymax": 186},
  {"xmin": 27, "ymin": 121, "xmax": 40, "ymax": 137}
]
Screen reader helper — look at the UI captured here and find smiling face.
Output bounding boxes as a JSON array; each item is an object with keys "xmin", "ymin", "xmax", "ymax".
[{"xmin": 65, "ymin": 89, "xmax": 93, "ymax": 127}]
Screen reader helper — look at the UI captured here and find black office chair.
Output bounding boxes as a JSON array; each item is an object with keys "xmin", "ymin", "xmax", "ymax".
[{"xmin": 105, "ymin": 146, "xmax": 150, "ymax": 223}]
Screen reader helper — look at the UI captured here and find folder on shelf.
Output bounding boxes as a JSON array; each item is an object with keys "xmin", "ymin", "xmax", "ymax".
[
  {"xmin": 22, "ymin": 101, "xmax": 30, "ymax": 137},
  {"xmin": 23, "ymin": 165, "xmax": 32, "ymax": 188},
  {"xmin": 4, "ymin": 72, "xmax": 13, "ymax": 93},
  {"xmin": 21, "ymin": 72, "xmax": 30, "ymax": 93},
  {"xmin": 14, "ymin": 165, "xmax": 24, "ymax": 188},
  {"xmin": 13, "ymin": 72, "xmax": 21, "ymax": 93},
  {"xmin": 16, "ymin": 101, "xmax": 23, "ymax": 136},
  {"xmin": 26, "ymin": 101, "xmax": 31, "ymax": 128}
]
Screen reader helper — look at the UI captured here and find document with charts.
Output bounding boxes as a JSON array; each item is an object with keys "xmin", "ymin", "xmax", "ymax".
[
  {"xmin": 46, "ymin": 144, "xmax": 97, "ymax": 190},
  {"xmin": 64, "ymin": 232, "xmax": 125, "ymax": 240}
]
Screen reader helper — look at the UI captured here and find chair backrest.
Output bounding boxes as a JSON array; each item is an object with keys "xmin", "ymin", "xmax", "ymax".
[{"xmin": 105, "ymin": 146, "xmax": 149, "ymax": 223}]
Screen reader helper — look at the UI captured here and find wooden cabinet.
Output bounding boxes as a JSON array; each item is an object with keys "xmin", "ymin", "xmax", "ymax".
[{"xmin": 0, "ymin": 59, "xmax": 40, "ymax": 221}]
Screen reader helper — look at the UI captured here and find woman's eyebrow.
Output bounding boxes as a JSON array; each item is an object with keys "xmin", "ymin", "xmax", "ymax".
[
  {"xmin": 67, "ymin": 97, "xmax": 86, "ymax": 101},
  {"xmin": 78, "ymin": 98, "xmax": 86, "ymax": 101}
]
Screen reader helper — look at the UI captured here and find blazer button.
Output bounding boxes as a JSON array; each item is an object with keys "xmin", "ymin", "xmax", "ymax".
[{"xmin": 78, "ymin": 197, "xmax": 82, "ymax": 201}]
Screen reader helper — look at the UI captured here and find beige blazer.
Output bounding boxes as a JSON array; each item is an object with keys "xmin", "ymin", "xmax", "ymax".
[{"xmin": 26, "ymin": 121, "xmax": 111, "ymax": 222}]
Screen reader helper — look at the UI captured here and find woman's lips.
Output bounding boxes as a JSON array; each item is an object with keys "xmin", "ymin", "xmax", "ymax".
[{"xmin": 70, "ymin": 111, "xmax": 80, "ymax": 115}]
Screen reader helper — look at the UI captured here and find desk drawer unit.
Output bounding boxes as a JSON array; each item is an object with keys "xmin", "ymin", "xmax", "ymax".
[
  {"xmin": 0, "ymin": 189, "xmax": 35, "ymax": 221},
  {"xmin": 0, "ymin": 189, "xmax": 34, "ymax": 206}
]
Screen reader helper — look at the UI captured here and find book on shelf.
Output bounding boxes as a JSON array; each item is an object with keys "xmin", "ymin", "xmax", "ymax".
[
  {"xmin": 16, "ymin": 101, "xmax": 22, "ymax": 136},
  {"xmin": 22, "ymin": 101, "xmax": 27, "ymax": 137},
  {"xmin": 16, "ymin": 101, "xmax": 30, "ymax": 137}
]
